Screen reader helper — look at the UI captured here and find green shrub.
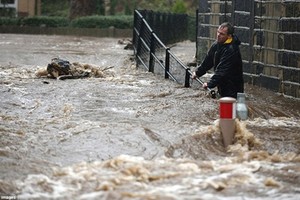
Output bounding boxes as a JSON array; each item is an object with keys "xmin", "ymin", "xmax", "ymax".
[
  {"xmin": 0, "ymin": 17, "xmax": 20, "ymax": 26},
  {"xmin": 187, "ymin": 15, "xmax": 196, "ymax": 41},
  {"xmin": 172, "ymin": 0, "xmax": 187, "ymax": 14},
  {"xmin": 41, "ymin": 0, "xmax": 69, "ymax": 17},
  {"xmin": 21, "ymin": 16, "xmax": 69, "ymax": 27},
  {"xmin": 70, "ymin": 15, "xmax": 133, "ymax": 29},
  {"xmin": 0, "ymin": 15, "xmax": 134, "ymax": 29}
]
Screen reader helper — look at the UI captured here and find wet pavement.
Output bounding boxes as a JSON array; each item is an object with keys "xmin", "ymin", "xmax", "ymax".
[{"xmin": 0, "ymin": 34, "xmax": 299, "ymax": 200}]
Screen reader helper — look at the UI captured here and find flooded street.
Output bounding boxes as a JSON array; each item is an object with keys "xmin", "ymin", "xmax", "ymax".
[{"xmin": 0, "ymin": 34, "xmax": 300, "ymax": 199}]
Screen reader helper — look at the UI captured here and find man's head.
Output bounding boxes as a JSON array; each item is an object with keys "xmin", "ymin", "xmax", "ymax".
[{"xmin": 216, "ymin": 22, "xmax": 234, "ymax": 43}]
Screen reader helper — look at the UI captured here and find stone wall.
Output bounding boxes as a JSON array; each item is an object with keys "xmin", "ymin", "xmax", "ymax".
[
  {"xmin": 0, "ymin": 26, "xmax": 132, "ymax": 38},
  {"xmin": 197, "ymin": 0, "xmax": 300, "ymax": 98}
]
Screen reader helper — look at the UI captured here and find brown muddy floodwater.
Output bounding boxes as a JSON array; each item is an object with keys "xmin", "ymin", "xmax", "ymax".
[{"xmin": 0, "ymin": 34, "xmax": 300, "ymax": 200}]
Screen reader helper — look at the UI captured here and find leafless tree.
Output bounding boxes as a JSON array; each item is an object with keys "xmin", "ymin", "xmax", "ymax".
[
  {"xmin": 104, "ymin": 0, "xmax": 110, "ymax": 15},
  {"xmin": 69, "ymin": 0, "xmax": 98, "ymax": 19}
]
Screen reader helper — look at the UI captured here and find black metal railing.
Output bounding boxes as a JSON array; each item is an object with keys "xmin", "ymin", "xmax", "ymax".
[
  {"xmin": 133, "ymin": 10, "xmax": 216, "ymax": 98},
  {"xmin": 136, "ymin": 10, "xmax": 188, "ymax": 45}
]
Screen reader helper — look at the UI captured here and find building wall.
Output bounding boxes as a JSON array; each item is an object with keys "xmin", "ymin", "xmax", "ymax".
[
  {"xmin": 0, "ymin": 0, "xmax": 18, "ymax": 8},
  {"xmin": 0, "ymin": 0, "xmax": 41, "ymax": 17},
  {"xmin": 0, "ymin": 0, "xmax": 18, "ymax": 17},
  {"xmin": 197, "ymin": 0, "xmax": 300, "ymax": 98},
  {"xmin": 18, "ymin": 0, "xmax": 41, "ymax": 17}
]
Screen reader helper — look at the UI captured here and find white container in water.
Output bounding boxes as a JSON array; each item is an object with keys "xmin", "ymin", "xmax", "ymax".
[{"xmin": 236, "ymin": 93, "xmax": 248, "ymax": 120}]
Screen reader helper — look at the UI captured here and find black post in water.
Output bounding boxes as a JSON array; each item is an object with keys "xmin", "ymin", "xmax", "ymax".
[
  {"xmin": 185, "ymin": 68, "xmax": 190, "ymax": 87},
  {"xmin": 133, "ymin": 10, "xmax": 139, "ymax": 54},
  {"xmin": 136, "ymin": 20, "xmax": 144, "ymax": 66},
  {"xmin": 165, "ymin": 48, "xmax": 170, "ymax": 79},
  {"xmin": 149, "ymin": 32, "xmax": 155, "ymax": 73}
]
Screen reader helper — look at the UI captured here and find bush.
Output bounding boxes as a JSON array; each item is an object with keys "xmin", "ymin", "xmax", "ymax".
[
  {"xmin": 172, "ymin": 0, "xmax": 187, "ymax": 14},
  {"xmin": 41, "ymin": 0, "xmax": 69, "ymax": 17},
  {"xmin": 187, "ymin": 15, "xmax": 196, "ymax": 41},
  {"xmin": 70, "ymin": 15, "xmax": 133, "ymax": 29},
  {"xmin": 0, "ymin": 15, "xmax": 134, "ymax": 29},
  {"xmin": 1, "ymin": 14, "xmax": 194, "ymax": 36},
  {"xmin": 21, "ymin": 16, "xmax": 69, "ymax": 27},
  {"xmin": 0, "ymin": 17, "xmax": 20, "ymax": 26}
]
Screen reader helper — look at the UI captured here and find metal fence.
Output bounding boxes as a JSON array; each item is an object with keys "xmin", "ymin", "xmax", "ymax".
[
  {"xmin": 133, "ymin": 9, "xmax": 208, "ymax": 92},
  {"xmin": 136, "ymin": 10, "xmax": 188, "ymax": 45}
]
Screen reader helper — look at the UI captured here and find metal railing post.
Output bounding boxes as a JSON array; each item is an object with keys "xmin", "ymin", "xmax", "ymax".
[
  {"xmin": 135, "ymin": 19, "xmax": 144, "ymax": 67},
  {"xmin": 149, "ymin": 31, "xmax": 155, "ymax": 73},
  {"xmin": 185, "ymin": 68, "xmax": 190, "ymax": 87},
  {"xmin": 165, "ymin": 48, "xmax": 170, "ymax": 79},
  {"xmin": 133, "ymin": 10, "xmax": 138, "ymax": 55}
]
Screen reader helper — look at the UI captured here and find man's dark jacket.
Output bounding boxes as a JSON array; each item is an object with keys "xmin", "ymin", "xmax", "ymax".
[{"xmin": 195, "ymin": 35, "xmax": 244, "ymax": 98}]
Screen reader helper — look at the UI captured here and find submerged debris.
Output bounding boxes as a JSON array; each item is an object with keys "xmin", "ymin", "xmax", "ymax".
[
  {"xmin": 118, "ymin": 38, "xmax": 133, "ymax": 50},
  {"xmin": 35, "ymin": 58, "xmax": 114, "ymax": 80}
]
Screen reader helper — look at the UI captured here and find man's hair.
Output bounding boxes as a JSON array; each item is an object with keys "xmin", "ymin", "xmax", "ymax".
[{"xmin": 219, "ymin": 22, "xmax": 234, "ymax": 35}]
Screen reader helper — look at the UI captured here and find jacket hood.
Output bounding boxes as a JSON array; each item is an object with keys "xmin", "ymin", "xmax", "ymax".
[{"xmin": 232, "ymin": 35, "xmax": 241, "ymax": 45}]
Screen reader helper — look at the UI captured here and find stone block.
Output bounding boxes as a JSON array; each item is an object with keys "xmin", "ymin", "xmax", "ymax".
[
  {"xmin": 266, "ymin": 32, "xmax": 274, "ymax": 48},
  {"xmin": 196, "ymin": 38, "xmax": 210, "ymax": 62},
  {"xmin": 263, "ymin": 49, "xmax": 276, "ymax": 66},
  {"xmin": 254, "ymin": 17, "xmax": 262, "ymax": 29},
  {"xmin": 198, "ymin": 25, "xmax": 209, "ymax": 37},
  {"xmin": 256, "ymin": 64, "xmax": 264, "ymax": 75},
  {"xmin": 273, "ymin": 32, "xmax": 279, "ymax": 49},
  {"xmin": 198, "ymin": 0, "xmax": 209, "ymax": 13},
  {"xmin": 290, "ymin": 52, "xmax": 300, "ymax": 68},
  {"xmin": 285, "ymin": 2, "xmax": 300, "ymax": 17},
  {"xmin": 240, "ymin": 45, "xmax": 251, "ymax": 60},
  {"xmin": 283, "ymin": 68, "xmax": 300, "ymax": 82},
  {"xmin": 273, "ymin": 3, "xmax": 283, "ymax": 17},
  {"xmin": 283, "ymin": 81, "xmax": 300, "ymax": 98},
  {"xmin": 278, "ymin": 51, "xmax": 289, "ymax": 66},
  {"xmin": 211, "ymin": 3, "xmax": 220, "ymax": 14},
  {"xmin": 255, "ymin": 1, "xmax": 266, "ymax": 16},
  {"xmin": 197, "ymin": 15, "xmax": 205, "ymax": 24},
  {"xmin": 263, "ymin": 65, "xmax": 271, "ymax": 76},
  {"xmin": 266, "ymin": 3, "xmax": 274, "ymax": 16},
  {"xmin": 243, "ymin": 74, "xmax": 253, "ymax": 84},
  {"xmin": 291, "ymin": 34, "xmax": 300, "ymax": 51},
  {"xmin": 235, "ymin": 12, "xmax": 251, "ymax": 27},
  {"xmin": 284, "ymin": 34, "xmax": 292, "ymax": 50},
  {"xmin": 290, "ymin": 19, "xmax": 298, "ymax": 32},
  {"xmin": 270, "ymin": 66, "xmax": 281, "ymax": 78},
  {"xmin": 279, "ymin": 19, "xmax": 288, "ymax": 31},
  {"xmin": 253, "ymin": 47, "xmax": 263, "ymax": 62},
  {"xmin": 267, "ymin": 18, "xmax": 279, "ymax": 31},
  {"xmin": 220, "ymin": 15, "xmax": 231, "ymax": 23},
  {"xmin": 280, "ymin": 18, "xmax": 299, "ymax": 32},
  {"xmin": 243, "ymin": 62, "xmax": 252, "ymax": 74},
  {"xmin": 209, "ymin": 26, "xmax": 217, "ymax": 38},
  {"xmin": 235, "ymin": 0, "xmax": 251, "ymax": 11},
  {"xmin": 280, "ymin": 51, "xmax": 300, "ymax": 68},
  {"xmin": 210, "ymin": 15, "xmax": 220, "ymax": 27},
  {"xmin": 220, "ymin": 2, "xmax": 232, "ymax": 13},
  {"xmin": 252, "ymin": 74, "xmax": 261, "ymax": 86},
  {"xmin": 205, "ymin": 15, "xmax": 210, "ymax": 24},
  {"xmin": 278, "ymin": 33, "xmax": 284, "ymax": 49},
  {"xmin": 258, "ymin": 74, "xmax": 281, "ymax": 92},
  {"xmin": 255, "ymin": 30, "xmax": 264, "ymax": 46},
  {"xmin": 244, "ymin": 73, "xmax": 259, "ymax": 85},
  {"xmin": 235, "ymin": 28, "xmax": 250, "ymax": 43}
]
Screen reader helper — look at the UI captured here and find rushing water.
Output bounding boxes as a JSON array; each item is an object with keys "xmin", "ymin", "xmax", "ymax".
[{"xmin": 0, "ymin": 34, "xmax": 299, "ymax": 200}]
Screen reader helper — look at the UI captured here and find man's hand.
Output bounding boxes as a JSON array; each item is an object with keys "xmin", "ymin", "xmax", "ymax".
[
  {"xmin": 191, "ymin": 72, "xmax": 197, "ymax": 79},
  {"xmin": 202, "ymin": 82, "xmax": 208, "ymax": 90}
]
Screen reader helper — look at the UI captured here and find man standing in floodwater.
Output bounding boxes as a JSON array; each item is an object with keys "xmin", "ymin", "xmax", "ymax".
[{"xmin": 192, "ymin": 22, "xmax": 244, "ymax": 98}]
